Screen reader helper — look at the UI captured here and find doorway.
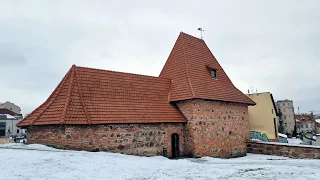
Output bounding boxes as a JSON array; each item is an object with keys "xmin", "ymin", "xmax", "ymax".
[
  {"xmin": 0, "ymin": 122, "xmax": 6, "ymax": 137},
  {"xmin": 171, "ymin": 133, "xmax": 179, "ymax": 158}
]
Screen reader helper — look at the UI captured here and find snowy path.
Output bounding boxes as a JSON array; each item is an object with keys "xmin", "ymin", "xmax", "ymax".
[{"xmin": 0, "ymin": 144, "xmax": 320, "ymax": 180}]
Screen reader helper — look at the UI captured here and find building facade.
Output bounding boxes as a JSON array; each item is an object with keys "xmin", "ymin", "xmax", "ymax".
[
  {"xmin": 276, "ymin": 100, "xmax": 295, "ymax": 135},
  {"xmin": 316, "ymin": 119, "xmax": 320, "ymax": 134},
  {"xmin": 0, "ymin": 101, "xmax": 21, "ymax": 115},
  {"xmin": 247, "ymin": 92, "xmax": 279, "ymax": 141},
  {"xmin": 17, "ymin": 32, "xmax": 255, "ymax": 158},
  {"xmin": 0, "ymin": 114, "xmax": 24, "ymax": 137},
  {"xmin": 295, "ymin": 114, "xmax": 316, "ymax": 134}
]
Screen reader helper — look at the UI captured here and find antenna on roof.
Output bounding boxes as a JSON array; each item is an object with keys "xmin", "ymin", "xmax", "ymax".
[{"xmin": 197, "ymin": 28, "xmax": 204, "ymax": 39}]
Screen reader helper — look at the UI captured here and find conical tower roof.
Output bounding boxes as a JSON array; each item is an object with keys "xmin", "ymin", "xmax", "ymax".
[{"xmin": 160, "ymin": 32, "xmax": 255, "ymax": 105}]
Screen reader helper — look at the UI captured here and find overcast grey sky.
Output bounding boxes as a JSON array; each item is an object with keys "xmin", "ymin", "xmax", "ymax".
[{"xmin": 0, "ymin": 0, "xmax": 319, "ymax": 114}]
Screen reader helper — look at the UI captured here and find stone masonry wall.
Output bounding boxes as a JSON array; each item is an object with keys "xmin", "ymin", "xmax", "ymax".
[
  {"xmin": 177, "ymin": 99, "xmax": 250, "ymax": 158},
  {"xmin": 247, "ymin": 141, "xmax": 320, "ymax": 159},
  {"xmin": 27, "ymin": 123, "xmax": 185, "ymax": 157}
]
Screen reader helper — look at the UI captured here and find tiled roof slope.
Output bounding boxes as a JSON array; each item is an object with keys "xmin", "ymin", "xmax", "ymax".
[
  {"xmin": 17, "ymin": 65, "xmax": 186, "ymax": 127},
  {"xmin": 160, "ymin": 32, "xmax": 255, "ymax": 105},
  {"xmin": 0, "ymin": 108, "xmax": 20, "ymax": 116}
]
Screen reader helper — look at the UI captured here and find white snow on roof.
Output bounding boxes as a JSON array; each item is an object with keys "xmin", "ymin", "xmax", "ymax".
[
  {"xmin": 278, "ymin": 133, "xmax": 287, "ymax": 138},
  {"xmin": 315, "ymin": 119, "xmax": 320, "ymax": 124},
  {"xmin": 0, "ymin": 114, "xmax": 16, "ymax": 119}
]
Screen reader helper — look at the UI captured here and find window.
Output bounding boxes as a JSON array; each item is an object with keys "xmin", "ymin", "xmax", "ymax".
[
  {"xmin": 211, "ymin": 69, "xmax": 217, "ymax": 79},
  {"xmin": 284, "ymin": 115, "xmax": 286, "ymax": 119},
  {"xmin": 285, "ymin": 123, "xmax": 287, "ymax": 127},
  {"xmin": 272, "ymin": 109, "xmax": 274, "ymax": 114},
  {"xmin": 17, "ymin": 129, "xmax": 19, "ymax": 133}
]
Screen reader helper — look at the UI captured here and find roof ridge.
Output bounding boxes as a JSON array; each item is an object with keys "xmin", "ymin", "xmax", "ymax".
[
  {"xmin": 28, "ymin": 66, "xmax": 73, "ymax": 126},
  {"xmin": 181, "ymin": 33, "xmax": 195, "ymax": 97},
  {"xmin": 180, "ymin": 32, "xmax": 203, "ymax": 41},
  {"xmin": 202, "ymin": 41, "xmax": 249, "ymax": 101},
  {"xmin": 203, "ymin": 41, "xmax": 234, "ymax": 84},
  {"xmin": 60, "ymin": 66, "xmax": 75, "ymax": 124},
  {"xmin": 74, "ymin": 66, "xmax": 92, "ymax": 125},
  {"xmin": 76, "ymin": 66, "xmax": 170, "ymax": 81}
]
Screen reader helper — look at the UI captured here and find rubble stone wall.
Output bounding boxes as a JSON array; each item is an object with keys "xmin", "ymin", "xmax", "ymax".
[
  {"xmin": 247, "ymin": 141, "xmax": 320, "ymax": 159},
  {"xmin": 177, "ymin": 99, "xmax": 250, "ymax": 158},
  {"xmin": 27, "ymin": 123, "xmax": 185, "ymax": 157}
]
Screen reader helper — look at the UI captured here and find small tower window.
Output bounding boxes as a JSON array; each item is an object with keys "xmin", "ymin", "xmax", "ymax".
[{"xmin": 211, "ymin": 69, "xmax": 217, "ymax": 79}]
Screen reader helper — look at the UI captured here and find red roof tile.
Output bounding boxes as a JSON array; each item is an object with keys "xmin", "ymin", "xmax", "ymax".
[
  {"xmin": 295, "ymin": 114, "xmax": 315, "ymax": 122},
  {"xmin": 17, "ymin": 32, "xmax": 254, "ymax": 127},
  {"xmin": 160, "ymin": 32, "xmax": 255, "ymax": 105},
  {"xmin": 17, "ymin": 65, "xmax": 186, "ymax": 127}
]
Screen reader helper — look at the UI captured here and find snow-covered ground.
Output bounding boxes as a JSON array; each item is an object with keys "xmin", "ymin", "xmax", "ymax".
[
  {"xmin": 287, "ymin": 137, "xmax": 304, "ymax": 145},
  {"xmin": 1, "ymin": 144, "xmax": 320, "ymax": 180}
]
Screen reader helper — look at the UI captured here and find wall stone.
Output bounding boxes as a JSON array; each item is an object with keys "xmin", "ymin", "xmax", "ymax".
[
  {"xmin": 26, "ymin": 99, "xmax": 251, "ymax": 158},
  {"xmin": 177, "ymin": 99, "xmax": 250, "ymax": 158},
  {"xmin": 27, "ymin": 123, "xmax": 185, "ymax": 157},
  {"xmin": 247, "ymin": 141, "xmax": 320, "ymax": 159}
]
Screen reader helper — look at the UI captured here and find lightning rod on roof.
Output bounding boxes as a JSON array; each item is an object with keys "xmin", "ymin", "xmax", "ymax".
[{"xmin": 197, "ymin": 28, "xmax": 204, "ymax": 39}]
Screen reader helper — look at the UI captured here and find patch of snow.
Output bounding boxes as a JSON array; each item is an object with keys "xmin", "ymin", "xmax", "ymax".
[
  {"xmin": 278, "ymin": 133, "xmax": 288, "ymax": 138},
  {"xmin": 199, "ymin": 153, "xmax": 289, "ymax": 162},
  {"xmin": 287, "ymin": 138, "xmax": 303, "ymax": 145},
  {"xmin": 1, "ymin": 146, "xmax": 320, "ymax": 180},
  {"xmin": 0, "ymin": 114, "xmax": 16, "ymax": 119},
  {"xmin": 0, "ymin": 143, "xmax": 62, "ymax": 151}
]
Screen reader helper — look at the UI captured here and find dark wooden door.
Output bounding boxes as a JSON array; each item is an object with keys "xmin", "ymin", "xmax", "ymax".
[{"xmin": 171, "ymin": 133, "xmax": 179, "ymax": 158}]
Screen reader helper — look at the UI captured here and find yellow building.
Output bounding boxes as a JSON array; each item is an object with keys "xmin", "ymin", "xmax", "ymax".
[{"xmin": 247, "ymin": 92, "xmax": 279, "ymax": 141}]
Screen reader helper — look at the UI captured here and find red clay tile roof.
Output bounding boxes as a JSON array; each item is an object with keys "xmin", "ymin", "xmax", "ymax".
[
  {"xmin": 17, "ymin": 65, "xmax": 186, "ymax": 127},
  {"xmin": 160, "ymin": 32, "xmax": 255, "ymax": 105},
  {"xmin": 17, "ymin": 31, "xmax": 254, "ymax": 127},
  {"xmin": 295, "ymin": 114, "xmax": 315, "ymax": 122}
]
